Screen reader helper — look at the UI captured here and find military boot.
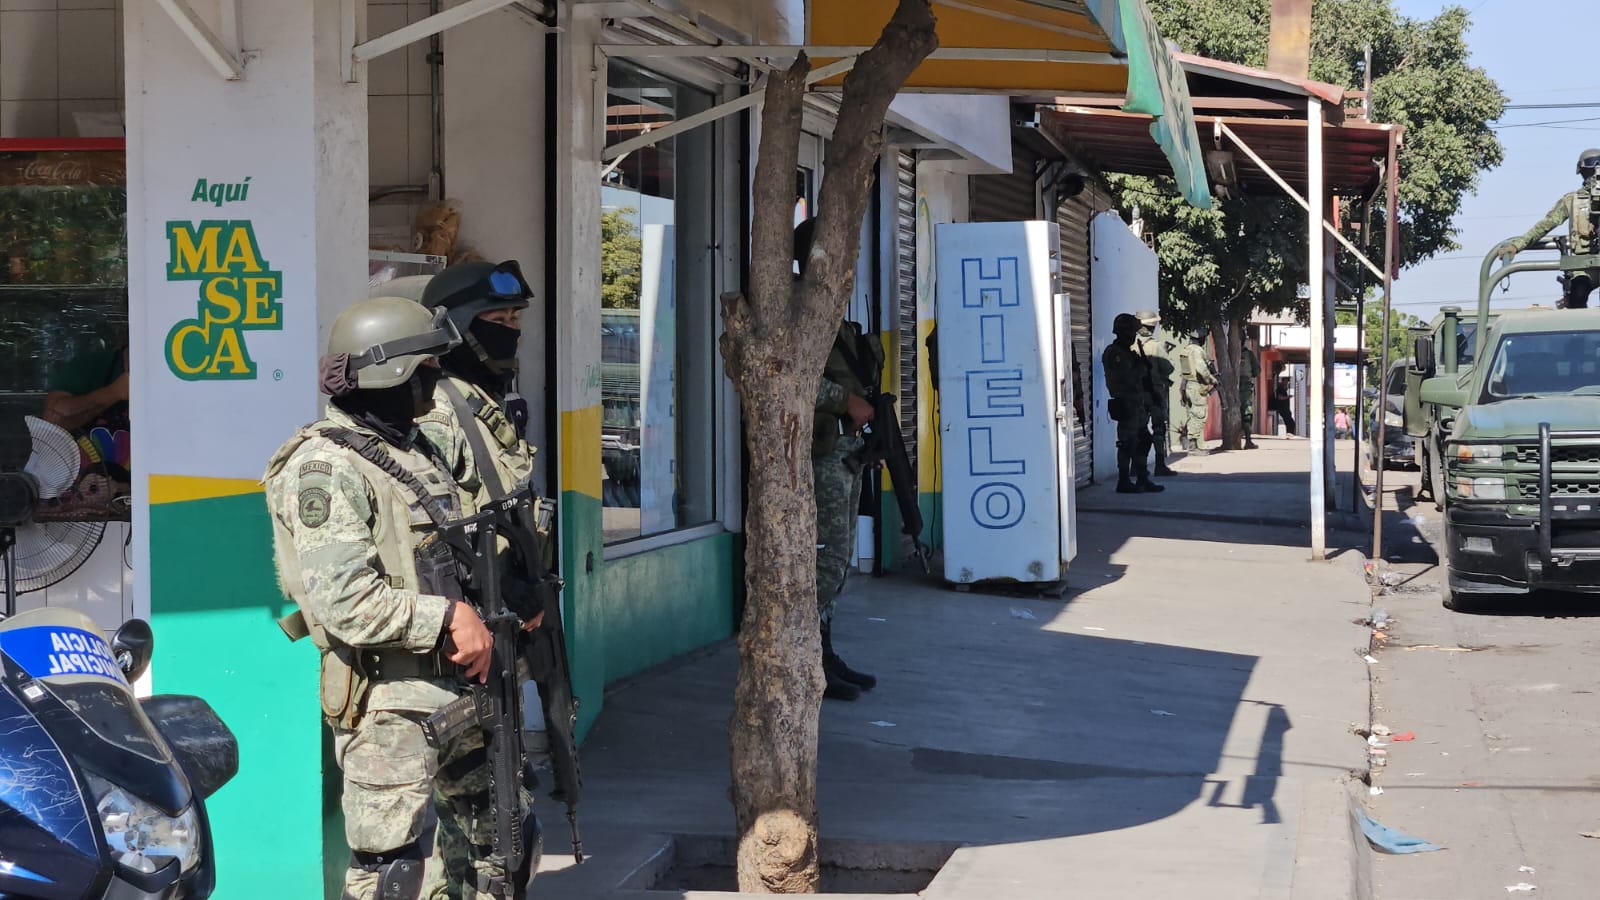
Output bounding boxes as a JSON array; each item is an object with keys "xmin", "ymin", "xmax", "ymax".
[
  {"xmin": 1115, "ymin": 447, "xmax": 1140, "ymax": 493},
  {"xmin": 822, "ymin": 624, "xmax": 876, "ymax": 691},
  {"xmin": 824, "ymin": 668, "xmax": 861, "ymax": 701},
  {"xmin": 1243, "ymin": 435, "xmax": 1260, "ymax": 450},
  {"xmin": 1135, "ymin": 458, "xmax": 1166, "ymax": 493},
  {"xmin": 1153, "ymin": 439, "xmax": 1177, "ymax": 476}
]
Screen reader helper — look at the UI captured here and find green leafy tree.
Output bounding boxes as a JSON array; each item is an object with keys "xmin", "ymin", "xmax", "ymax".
[
  {"xmin": 1111, "ymin": 0, "xmax": 1505, "ymax": 448},
  {"xmin": 1340, "ymin": 304, "xmax": 1426, "ymax": 387},
  {"xmin": 600, "ymin": 207, "xmax": 642, "ymax": 309}
]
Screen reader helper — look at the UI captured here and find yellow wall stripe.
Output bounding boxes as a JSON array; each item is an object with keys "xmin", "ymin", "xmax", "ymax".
[
  {"xmin": 149, "ymin": 474, "xmax": 264, "ymax": 505},
  {"xmin": 560, "ymin": 405, "xmax": 604, "ymax": 500}
]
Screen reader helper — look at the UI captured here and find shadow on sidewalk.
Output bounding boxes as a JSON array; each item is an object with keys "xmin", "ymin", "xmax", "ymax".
[{"xmin": 531, "ymin": 578, "xmax": 1273, "ymax": 895}]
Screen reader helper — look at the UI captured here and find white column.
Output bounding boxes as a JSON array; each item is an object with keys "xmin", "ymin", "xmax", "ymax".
[
  {"xmin": 1307, "ymin": 98, "xmax": 1326, "ymax": 559},
  {"xmin": 125, "ymin": 0, "xmax": 368, "ymax": 891}
]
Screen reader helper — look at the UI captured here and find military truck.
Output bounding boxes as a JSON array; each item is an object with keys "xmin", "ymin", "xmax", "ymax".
[{"xmin": 1422, "ymin": 309, "xmax": 1600, "ymax": 609}]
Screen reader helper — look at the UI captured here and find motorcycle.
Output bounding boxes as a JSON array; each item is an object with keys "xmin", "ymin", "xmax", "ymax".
[{"xmin": 0, "ymin": 607, "xmax": 238, "ymax": 899}]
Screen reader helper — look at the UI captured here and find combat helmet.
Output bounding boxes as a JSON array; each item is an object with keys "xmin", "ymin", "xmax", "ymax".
[
  {"xmin": 421, "ymin": 260, "xmax": 533, "ymax": 335},
  {"xmin": 1135, "ymin": 309, "xmax": 1160, "ymax": 328},
  {"xmin": 1579, "ymin": 149, "xmax": 1600, "ymax": 177},
  {"xmin": 327, "ymin": 296, "xmax": 461, "ymax": 389}
]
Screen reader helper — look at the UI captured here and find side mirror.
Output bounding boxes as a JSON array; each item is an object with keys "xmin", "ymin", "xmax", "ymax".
[
  {"xmin": 1412, "ymin": 336, "xmax": 1436, "ymax": 376},
  {"xmin": 140, "ymin": 695, "xmax": 239, "ymax": 800},
  {"xmin": 111, "ymin": 619, "xmax": 154, "ymax": 682},
  {"xmin": 1420, "ymin": 376, "xmax": 1468, "ymax": 410}
]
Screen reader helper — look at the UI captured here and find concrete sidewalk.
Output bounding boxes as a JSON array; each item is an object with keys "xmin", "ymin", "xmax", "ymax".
[{"xmin": 533, "ymin": 441, "xmax": 1376, "ymax": 899}]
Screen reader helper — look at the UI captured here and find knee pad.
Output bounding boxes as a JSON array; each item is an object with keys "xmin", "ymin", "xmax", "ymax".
[{"xmin": 352, "ymin": 843, "xmax": 427, "ymax": 900}]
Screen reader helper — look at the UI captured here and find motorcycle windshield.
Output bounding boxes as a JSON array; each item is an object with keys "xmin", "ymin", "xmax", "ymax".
[{"xmin": 0, "ymin": 612, "xmax": 171, "ymax": 764}]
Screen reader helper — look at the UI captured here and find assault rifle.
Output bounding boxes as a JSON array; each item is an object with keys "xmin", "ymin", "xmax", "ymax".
[
  {"xmin": 432, "ymin": 381, "xmax": 584, "ymax": 868},
  {"xmin": 426, "ymin": 492, "xmax": 539, "ymax": 897},
  {"xmin": 834, "ymin": 326, "xmax": 931, "ymax": 573}
]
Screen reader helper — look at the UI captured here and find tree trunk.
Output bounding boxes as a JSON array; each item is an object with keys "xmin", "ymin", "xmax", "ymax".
[
  {"xmin": 1209, "ymin": 318, "xmax": 1242, "ymax": 450},
  {"xmin": 719, "ymin": 4, "xmax": 937, "ymax": 892}
]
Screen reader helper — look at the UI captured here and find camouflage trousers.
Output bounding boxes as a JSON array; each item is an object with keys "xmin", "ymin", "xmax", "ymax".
[
  {"xmin": 334, "ymin": 702, "xmax": 531, "ymax": 899},
  {"xmin": 1240, "ymin": 380, "xmax": 1256, "ymax": 433},
  {"xmin": 1115, "ymin": 396, "xmax": 1153, "ymax": 460},
  {"xmin": 814, "ymin": 434, "xmax": 865, "ymax": 626}
]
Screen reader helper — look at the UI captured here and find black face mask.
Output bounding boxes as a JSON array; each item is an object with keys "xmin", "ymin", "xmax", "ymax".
[
  {"xmin": 332, "ymin": 365, "xmax": 442, "ymax": 446},
  {"xmin": 470, "ymin": 319, "xmax": 521, "ymax": 368}
]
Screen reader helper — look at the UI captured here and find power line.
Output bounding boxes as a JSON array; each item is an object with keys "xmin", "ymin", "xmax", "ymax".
[
  {"xmin": 1504, "ymin": 102, "xmax": 1600, "ymax": 110},
  {"xmin": 1494, "ymin": 116, "xmax": 1600, "ymax": 130}
]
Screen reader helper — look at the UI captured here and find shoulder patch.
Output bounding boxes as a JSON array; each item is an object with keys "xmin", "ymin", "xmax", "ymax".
[
  {"xmin": 300, "ymin": 460, "xmax": 333, "ymax": 478},
  {"xmin": 299, "ymin": 487, "xmax": 332, "ymax": 528}
]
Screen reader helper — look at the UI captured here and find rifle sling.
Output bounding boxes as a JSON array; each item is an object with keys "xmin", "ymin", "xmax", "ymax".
[
  {"xmin": 440, "ymin": 379, "xmax": 509, "ymax": 499},
  {"xmin": 316, "ymin": 426, "xmax": 452, "ymax": 528},
  {"xmin": 440, "ymin": 379, "xmax": 557, "ymax": 586}
]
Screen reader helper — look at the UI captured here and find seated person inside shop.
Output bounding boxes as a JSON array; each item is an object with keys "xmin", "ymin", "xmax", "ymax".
[
  {"xmin": 43, "ymin": 339, "xmax": 128, "ymax": 433},
  {"xmin": 42, "ymin": 336, "xmax": 132, "ymax": 496}
]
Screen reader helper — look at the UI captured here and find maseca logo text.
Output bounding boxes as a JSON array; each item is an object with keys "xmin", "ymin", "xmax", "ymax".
[{"xmin": 164, "ymin": 180, "xmax": 283, "ymax": 379}]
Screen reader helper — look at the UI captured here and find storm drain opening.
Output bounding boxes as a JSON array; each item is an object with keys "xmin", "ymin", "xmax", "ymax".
[{"xmin": 619, "ymin": 834, "xmax": 960, "ymax": 895}]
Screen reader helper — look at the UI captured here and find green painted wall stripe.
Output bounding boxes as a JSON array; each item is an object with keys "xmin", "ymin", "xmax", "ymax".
[
  {"xmin": 598, "ymin": 533, "xmax": 736, "ymax": 684},
  {"xmin": 149, "ymin": 492, "xmax": 325, "ymax": 898}
]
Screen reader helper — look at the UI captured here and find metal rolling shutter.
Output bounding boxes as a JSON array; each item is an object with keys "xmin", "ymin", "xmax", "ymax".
[
  {"xmin": 894, "ymin": 152, "xmax": 918, "ymax": 499},
  {"xmin": 970, "ymin": 145, "xmax": 1041, "ymax": 223},
  {"xmin": 1057, "ymin": 184, "xmax": 1111, "ymax": 487}
]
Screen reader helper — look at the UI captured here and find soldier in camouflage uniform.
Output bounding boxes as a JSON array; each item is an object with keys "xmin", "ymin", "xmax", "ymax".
[
  {"xmin": 1134, "ymin": 310, "xmax": 1177, "ymax": 477},
  {"xmin": 1103, "ymin": 313, "xmax": 1165, "ymax": 494},
  {"xmin": 264, "ymin": 297, "xmax": 529, "ymax": 900},
  {"xmin": 1173, "ymin": 329, "xmax": 1217, "ymax": 454},
  {"xmin": 1239, "ymin": 331, "xmax": 1260, "ymax": 450},
  {"xmin": 798, "ymin": 218, "xmax": 880, "ymax": 703},
  {"xmin": 1493, "ymin": 149, "xmax": 1600, "ymax": 308}
]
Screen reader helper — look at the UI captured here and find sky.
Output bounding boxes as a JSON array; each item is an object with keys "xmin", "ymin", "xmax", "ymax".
[{"xmin": 1388, "ymin": 0, "xmax": 1592, "ymax": 321}]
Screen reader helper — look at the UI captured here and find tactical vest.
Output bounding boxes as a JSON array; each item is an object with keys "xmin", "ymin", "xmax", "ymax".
[
  {"xmin": 1572, "ymin": 189, "xmax": 1596, "ymax": 256},
  {"xmin": 265, "ymin": 423, "xmax": 466, "ymax": 727}
]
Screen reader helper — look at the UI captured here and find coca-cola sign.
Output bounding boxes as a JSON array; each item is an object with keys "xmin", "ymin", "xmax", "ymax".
[{"xmin": 0, "ymin": 151, "xmax": 125, "ymax": 187}]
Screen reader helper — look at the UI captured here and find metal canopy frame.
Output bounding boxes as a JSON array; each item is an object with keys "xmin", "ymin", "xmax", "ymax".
[
  {"xmin": 154, "ymin": 0, "xmax": 244, "ymax": 81},
  {"xmin": 595, "ymin": 43, "xmax": 1122, "ymax": 163}
]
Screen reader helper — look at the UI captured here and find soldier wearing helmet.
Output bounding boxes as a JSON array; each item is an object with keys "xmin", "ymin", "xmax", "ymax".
[
  {"xmin": 1492, "ymin": 149, "xmax": 1600, "ymax": 308},
  {"xmin": 1133, "ymin": 309, "xmax": 1177, "ymax": 477},
  {"xmin": 1103, "ymin": 313, "xmax": 1165, "ymax": 494},
  {"xmin": 263, "ymin": 296, "xmax": 528, "ymax": 900}
]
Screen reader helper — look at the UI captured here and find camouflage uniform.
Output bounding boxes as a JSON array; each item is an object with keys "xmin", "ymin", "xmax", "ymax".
[
  {"xmin": 813, "ymin": 321, "xmax": 878, "ymax": 625},
  {"xmin": 419, "ymin": 375, "xmax": 537, "ymax": 502},
  {"xmin": 1239, "ymin": 345, "xmax": 1260, "ymax": 439},
  {"xmin": 265, "ymin": 404, "xmax": 519, "ymax": 900},
  {"xmin": 1174, "ymin": 341, "xmax": 1216, "ymax": 450},
  {"xmin": 1135, "ymin": 331, "xmax": 1173, "ymax": 471},
  {"xmin": 1164, "ymin": 336, "xmax": 1187, "ymax": 452}
]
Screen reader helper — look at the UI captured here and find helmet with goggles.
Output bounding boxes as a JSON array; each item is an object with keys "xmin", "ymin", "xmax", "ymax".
[
  {"xmin": 327, "ymin": 297, "xmax": 461, "ymax": 390},
  {"xmin": 1579, "ymin": 149, "xmax": 1600, "ymax": 177},
  {"xmin": 421, "ymin": 261, "xmax": 533, "ymax": 335}
]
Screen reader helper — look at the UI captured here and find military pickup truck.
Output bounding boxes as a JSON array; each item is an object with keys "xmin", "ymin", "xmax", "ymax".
[{"xmin": 1421, "ymin": 308, "xmax": 1600, "ymax": 609}]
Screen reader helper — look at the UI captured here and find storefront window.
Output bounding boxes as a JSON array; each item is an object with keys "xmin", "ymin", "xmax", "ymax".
[
  {"xmin": 0, "ymin": 146, "xmax": 128, "ymax": 424},
  {"xmin": 599, "ymin": 62, "xmax": 718, "ymax": 545}
]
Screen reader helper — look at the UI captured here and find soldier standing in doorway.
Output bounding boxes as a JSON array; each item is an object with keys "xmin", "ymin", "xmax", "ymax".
[
  {"xmin": 1134, "ymin": 310, "xmax": 1177, "ymax": 476},
  {"xmin": 264, "ymin": 297, "xmax": 535, "ymax": 900}
]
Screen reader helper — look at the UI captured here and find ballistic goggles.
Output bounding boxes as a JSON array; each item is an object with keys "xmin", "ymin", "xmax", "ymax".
[
  {"xmin": 347, "ymin": 306, "xmax": 464, "ymax": 374},
  {"xmin": 438, "ymin": 260, "xmax": 533, "ymax": 310}
]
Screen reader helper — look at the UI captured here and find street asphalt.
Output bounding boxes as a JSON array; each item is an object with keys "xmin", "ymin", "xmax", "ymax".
[
  {"xmin": 1361, "ymin": 462, "xmax": 1600, "ymax": 900},
  {"xmin": 533, "ymin": 436, "xmax": 1378, "ymax": 899}
]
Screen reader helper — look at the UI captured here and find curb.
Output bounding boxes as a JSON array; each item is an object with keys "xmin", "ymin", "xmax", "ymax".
[{"xmin": 1289, "ymin": 777, "xmax": 1372, "ymax": 900}]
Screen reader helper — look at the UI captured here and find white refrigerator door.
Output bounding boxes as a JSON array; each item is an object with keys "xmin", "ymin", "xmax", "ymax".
[
  {"xmin": 1052, "ymin": 292, "xmax": 1078, "ymax": 566},
  {"xmin": 935, "ymin": 221, "xmax": 1063, "ymax": 584}
]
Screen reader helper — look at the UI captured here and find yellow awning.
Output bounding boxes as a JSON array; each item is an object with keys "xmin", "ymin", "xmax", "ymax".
[
  {"xmin": 807, "ymin": 0, "xmax": 1213, "ymax": 207},
  {"xmin": 810, "ymin": 0, "xmax": 1127, "ymax": 94}
]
